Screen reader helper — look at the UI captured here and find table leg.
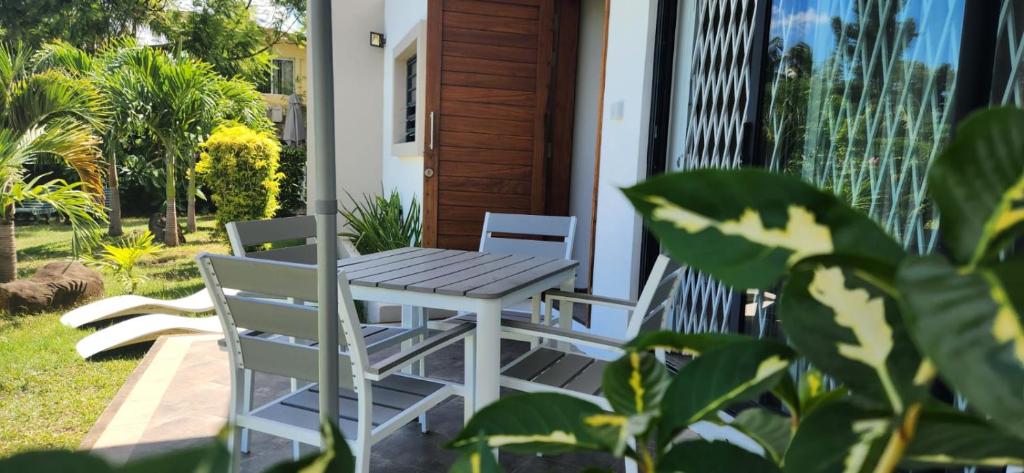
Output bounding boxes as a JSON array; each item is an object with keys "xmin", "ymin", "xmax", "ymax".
[
  {"xmin": 474, "ymin": 299, "xmax": 502, "ymax": 415},
  {"xmin": 463, "ymin": 333, "xmax": 476, "ymax": 424}
]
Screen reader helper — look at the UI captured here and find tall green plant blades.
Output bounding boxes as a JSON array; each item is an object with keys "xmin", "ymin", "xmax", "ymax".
[
  {"xmin": 928, "ymin": 107, "xmax": 1024, "ymax": 265},
  {"xmin": 659, "ymin": 441, "xmax": 781, "ymax": 473},
  {"xmin": 659, "ymin": 340, "xmax": 795, "ymax": 446},
  {"xmin": 780, "ymin": 264, "xmax": 925, "ymax": 412},
  {"xmin": 896, "ymin": 255, "xmax": 1024, "ymax": 439},
  {"xmin": 340, "ymin": 190, "xmax": 422, "ymax": 255},
  {"xmin": 448, "ymin": 393, "xmax": 617, "ymax": 455},
  {"xmin": 782, "ymin": 401, "xmax": 891, "ymax": 473},
  {"xmin": 902, "ymin": 409, "xmax": 1024, "ymax": 468},
  {"xmin": 622, "ymin": 170, "xmax": 904, "ymax": 289},
  {"xmin": 728, "ymin": 408, "xmax": 792, "ymax": 464}
]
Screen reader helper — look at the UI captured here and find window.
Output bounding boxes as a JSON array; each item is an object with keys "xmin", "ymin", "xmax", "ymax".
[
  {"xmin": 404, "ymin": 55, "xmax": 417, "ymax": 142},
  {"xmin": 259, "ymin": 58, "xmax": 295, "ymax": 95}
]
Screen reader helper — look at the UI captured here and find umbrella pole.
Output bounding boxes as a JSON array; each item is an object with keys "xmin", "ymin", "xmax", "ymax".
[{"xmin": 309, "ymin": 0, "xmax": 340, "ymax": 438}]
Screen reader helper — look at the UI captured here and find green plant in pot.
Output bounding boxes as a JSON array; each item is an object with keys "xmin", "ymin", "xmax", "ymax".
[
  {"xmin": 339, "ymin": 189, "xmax": 421, "ymax": 254},
  {"xmin": 446, "ymin": 107, "xmax": 1024, "ymax": 473}
]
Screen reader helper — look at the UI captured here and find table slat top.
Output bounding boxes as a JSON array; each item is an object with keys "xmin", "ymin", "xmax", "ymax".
[{"xmin": 338, "ymin": 248, "xmax": 577, "ymax": 299}]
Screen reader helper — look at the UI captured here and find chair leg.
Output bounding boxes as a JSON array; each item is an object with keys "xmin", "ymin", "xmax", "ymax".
[
  {"xmin": 227, "ymin": 424, "xmax": 243, "ymax": 473},
  {"xmin": 240, "ymin": 369, "xmax": 253, "ymax": 454},
  {"xmin": 529, "ymin": 296, "xmax": 541, "ymax": 349}
]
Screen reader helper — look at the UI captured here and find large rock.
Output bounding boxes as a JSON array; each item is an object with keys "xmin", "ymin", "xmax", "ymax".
[{"xmin": 0, "ymin": 261, "xmax": 104, "ymax": 314}]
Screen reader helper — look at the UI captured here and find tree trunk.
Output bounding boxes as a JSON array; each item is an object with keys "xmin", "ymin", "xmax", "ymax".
[
  {"xmin": 186, "ymin": 154, "xmax": 197, "ymax": 233},
  {"xmin": 107, "ymin": 155, "xmax": 123, "ymax": 237},
  {"xmin": 165, "ymin": 152, "xmax": 180, "ymax": 246},
  {"xmin": 0, "ymin": 208, "xmax": 16, "ymax": 283}
]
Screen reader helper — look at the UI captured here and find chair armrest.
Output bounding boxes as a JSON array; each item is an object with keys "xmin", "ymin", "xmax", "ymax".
[
  {"xmin": 543, "ymin": 290, "xmax": 636, "ymax": 311},
  {"xmin": 366, "ymin": 322, "xmax": 474, "ymax": 380},
  {"xmin": 501, "ymin": 319, "xmax": 626, "ymax": 353}
]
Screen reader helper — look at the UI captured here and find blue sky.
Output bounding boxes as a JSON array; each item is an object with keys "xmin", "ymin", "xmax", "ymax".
[{"xmin": 769, "ymin": 0, "xmax": 966, "ymax": 68}]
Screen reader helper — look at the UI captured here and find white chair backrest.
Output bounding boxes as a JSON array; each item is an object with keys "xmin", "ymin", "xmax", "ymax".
[
  {"xmin": 625, "ymin": 255, "xmax": 683, "ymax": 338},
  {"xmin": 197, "ymin": 253, "xmax": 368, "ymax": 388},
  {"xmin": 479, "ymin": 212, "xmax": 577, "ymax": 260},
  {"xmin": 226, "ymin": 215, "xmax": 359, "ymax": 264}
]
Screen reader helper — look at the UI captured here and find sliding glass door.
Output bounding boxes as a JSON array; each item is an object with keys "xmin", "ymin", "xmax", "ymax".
[{"xmin": 760, "ymin": 0, "xmax": 966, "ymax": 254}]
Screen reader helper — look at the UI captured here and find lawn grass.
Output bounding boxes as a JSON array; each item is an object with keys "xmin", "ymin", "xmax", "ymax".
[{"xmin": 0, "ymin": 216, "xmax": 229, "ymax": 456}]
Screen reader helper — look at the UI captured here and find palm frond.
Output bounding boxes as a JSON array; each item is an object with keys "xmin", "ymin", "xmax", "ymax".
[
  {"xmin": 4, "ymin": 70, "xmax": 108, "ymax": 133},
  {"xmin": 32, "ymin": 41, "xmax": 96, "ymax": 76},
  {"xmin": 12, "ymin": 120, "xmax": 104, "ymax": 198},
  {"xmin": 6, "ymin": 176, "xmax": 105, "ymax": 256}
]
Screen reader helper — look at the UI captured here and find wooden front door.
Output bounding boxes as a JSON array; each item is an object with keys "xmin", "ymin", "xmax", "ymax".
[{"xmin": 424, "ymin": 0, "xmax": 574, "ymax": 250}]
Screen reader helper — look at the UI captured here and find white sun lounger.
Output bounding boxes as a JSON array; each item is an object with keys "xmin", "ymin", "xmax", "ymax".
[
  {"xmin": 75, "ymin": 314, "xmax": 223, "ymax": 359},
  {"xmin": 60, "ymin": 290, "xmax": 225, "ymax": 328}
]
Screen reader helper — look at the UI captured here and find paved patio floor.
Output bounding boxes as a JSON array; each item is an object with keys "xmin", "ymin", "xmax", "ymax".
[{"xmin": 81, "ymin": 332, "xmax": 626, "ymax": 472}]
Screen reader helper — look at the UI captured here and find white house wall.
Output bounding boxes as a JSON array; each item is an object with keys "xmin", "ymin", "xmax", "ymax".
[
  {"xmin": 587, "ymin": 0, "xmax": 658, "ymax": 340},
  {"xmin": 307, "ymin": 0, "xmax": 385, "ymax": 216},
  {"xmin": 381, "ymin": 0, "xmax": 428, "ymax": 212}
]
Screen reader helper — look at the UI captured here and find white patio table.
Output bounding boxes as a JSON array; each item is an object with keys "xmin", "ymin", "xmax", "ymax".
[{"xmin": 338, "ymin": 247, "xmax": 578, "ymax": 421}]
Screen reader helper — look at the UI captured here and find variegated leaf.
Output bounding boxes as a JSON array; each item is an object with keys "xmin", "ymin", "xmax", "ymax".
[
  {"xmin": 624, "ymin": 331, "xmax": 751, "ymax": 357},
  {"xmin": 658, "ymin": 340, "xmax": 795, "ymax": 447},
  {"xmin": 928, "ymin": 107, "xmax": 1024, "ymax": 266},
  {"xmin": 782, "ymin": 400, "xmax": 892, "ymax": 473},
  {"xmin": 602, "ymin": 351, "xmax": 669, "ymax": 418},
  {"xmin": 780, "ymin": 264, "xmax": 926, "ymax": 413},
  {"xmin": 730, "ymin": 408, "xmax": 792, "ymax": 464},
  {"xmin": 658, "ymin": 440, "xmax": 781, "ymax": 473},
  {"xmin": 448, "ymin": 437, "xmax": 504, "ymax": 473},
  {"xmin": 447, "ymin": 393, "xmax": 617, "ymax": 455},
  {"xmin": 623, "ymin": 169, "xmax": 904, "ymax": 290},
  {"xmin": 896, "ymin": 255, "xmax": 1024, "ymax": 439},
  {"xmin": 903, "ymin": 409, "xmax": 1024, "ymax": 468}
]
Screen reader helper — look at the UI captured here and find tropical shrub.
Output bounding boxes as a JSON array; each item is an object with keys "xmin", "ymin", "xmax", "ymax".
[
  {"xmin": 86, "ymin": 231, "xmax": 162, "ymax": 293},
  {"xmin": 340, "ymin": 190, "xmax": 421, "ymax": 255},
  {"xmin": 197, "ymin": 124, "xmax": 283, "ymax": 233},
  {"xmin": 447, "ymin": 107, "xmax": 1024, "ymax": 472},
  {"xmin": 277, "ymin": 144, "xmax": 307, "ymax": 217}
]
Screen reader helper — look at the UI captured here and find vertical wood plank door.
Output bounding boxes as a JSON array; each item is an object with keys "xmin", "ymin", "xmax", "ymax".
[{"xmin": 424, "ymin": 0, "xmax": 556, "ymax": 250}]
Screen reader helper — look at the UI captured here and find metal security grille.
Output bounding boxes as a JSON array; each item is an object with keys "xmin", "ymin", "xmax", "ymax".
[
  {"xmin": 995, "ymin": 0, "xmax": 1024, "ymax": 106},
  {"xmin": 672, "ymin": 0, "xmax": 763, "ymax": 335}
]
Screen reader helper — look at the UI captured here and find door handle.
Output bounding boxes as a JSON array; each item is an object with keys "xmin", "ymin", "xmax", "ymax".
[
  {"xmin": 429, "ymin": 111, "xmax": 435, "ymax": 150},
  {"xmin": 424, "ymin": 168, "xmax": 435, "ymax": 178}
]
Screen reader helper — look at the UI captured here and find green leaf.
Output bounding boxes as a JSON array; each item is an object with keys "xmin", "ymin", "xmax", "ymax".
[
  {"xmin": 265, "ymin": 421, "xmax": 355, "ymax": 473},
  {"xmin": 897, "ymin": 255, "xmax": 1024, "ymax": 439},
  {"xmin": 730, "ymin": 408, "xmax": 792, "ymax": 464},
  {"xmin": 771, "ymin": 374, "xmax": 800, "ymax": 419},
  {"xmin": 602, "ymin": 351, "xmax": 670, "ymax": 417},
  {"xmin": 624, "ymin": 331, "xmax": 752, "ymax": 356},
  {"xmin": 903, "ymin": 408, "xmax": 1024, "ymax": 468},
  {"xmin": 782, "ymin": 400, "xmax": 892, "ymax": 473},
  {"xmin": 658, "ymin": 340, "xmax": 795, "ymax": 446},
  {"xmin": 447, "ymin": 393, "xmax": 617, "ymax": 456},
  {"xmin": 0, "ymin": 451, "xmax": 114, "ymax": 473},
  {"xmin": 623, "ymin": 169, "xmax": 904, "ymax": 290},
  {"xmin": 658, "ymin": 440, "xmax": 781, "ymax": 473},
  {"xmin": 449, "ymin": 437, "xmax": 505, "ymax": 473},
  {"xmin": 780, "ymin": 264, "xmax": 926, "ymax": 412},
  {"xmin": 928, "ymin": 107, "xmax": 1024, "ymax": 265}
]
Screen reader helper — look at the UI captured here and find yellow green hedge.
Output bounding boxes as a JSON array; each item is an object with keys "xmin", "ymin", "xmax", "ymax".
[{"xmin": 197, "ymin": 125, "xmax": 283, "ymax": 232}]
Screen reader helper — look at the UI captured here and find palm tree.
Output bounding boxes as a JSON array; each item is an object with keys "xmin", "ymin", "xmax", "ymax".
[
  {"xmin": 108, "ymin": 48, "xmax": 219, "ymax": 246},
  {"xmin": 0, "ymin": 43, "xmax": 107, "ymax": 282}
]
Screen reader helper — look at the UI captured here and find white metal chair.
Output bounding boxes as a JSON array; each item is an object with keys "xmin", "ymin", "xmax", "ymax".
[
  {"xmin": 435, "ymin": 212, "xmax": 577, "ymax": 334},
  {"xmin": 225, "ymin": 216, "xmax": 426, "ymax": 454},
  {"xmin": 499, "ymin": 254, "xmax": 682, "ymax": 401},
  {"xmin": 198, "ymin": 253, "xmax": 470, "ymax": 473}
]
